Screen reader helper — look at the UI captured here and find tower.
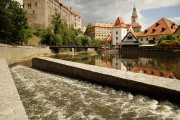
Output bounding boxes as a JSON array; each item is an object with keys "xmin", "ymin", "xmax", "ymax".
[
  {"xmin": 131, "ymin": 5, "xmax": 138, "ymax": 24},
  {"xmin": 131, "ymin": 5, "xmax": 141, "ymax": 32}
]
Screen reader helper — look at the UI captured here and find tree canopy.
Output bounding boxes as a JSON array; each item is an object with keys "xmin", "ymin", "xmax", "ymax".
[{"xmin": 0, "ymin": 0, "xmax": 29, "ymax": 45}]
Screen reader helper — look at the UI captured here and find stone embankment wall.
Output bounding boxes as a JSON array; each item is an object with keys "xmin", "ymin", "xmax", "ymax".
[
  {"xmin": 32, "ymin": 57, "xmax": 180, "ymax": 104},
  {"xmin": 0, "ymin": 46, "xmax": 51, "ymax": 65},
  {"xmin": 0, "ymin": 59, "xmax": 28, "ymax": 120}
]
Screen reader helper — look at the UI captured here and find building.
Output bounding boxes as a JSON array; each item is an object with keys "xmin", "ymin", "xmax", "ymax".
[
  {"xmin": 88, "ymin": 23, "xmax": 113, "ymax": 40},
  {"xmin": 120, "ymin": 31, "xmax": 141, "ymax": 47},
  {"xmin": 23, "ymin": 0, "xmax": 81, "ymax": 29},
  {"xmin": 174, "ymin": 25, "xmax": 180, "ymax": 39},
  {"xmin": 112, "ymin": 17, "xmax": 127, "ymax": 46},
  {"xmin": 137, "ymin": 18, "xmax": 178, "ymax": 45},
  {"xmin": 111, "ymin": 6, "xmax": 142, "ymax": 46},
  {"xmin": 131, "ymin": 6, "xmax": 141, "ymax": 32}
]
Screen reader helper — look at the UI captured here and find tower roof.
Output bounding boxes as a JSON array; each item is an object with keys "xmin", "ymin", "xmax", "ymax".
[
  {"xmin": 138, "ymin": 18, "xmax": 178, "ymax": 37},
  {"xmin": 113, "ymin": 17, "xmax": 126, "ymax": 28}
]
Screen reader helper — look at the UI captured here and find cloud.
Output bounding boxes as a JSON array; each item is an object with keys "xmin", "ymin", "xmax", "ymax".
[
  {"xmin": 61, "ymin": 0, "xmax": 180, "ymax": 28},
  {"xmin": 17, "ymin": 0, "xmax": 180, "ymax": 29}
]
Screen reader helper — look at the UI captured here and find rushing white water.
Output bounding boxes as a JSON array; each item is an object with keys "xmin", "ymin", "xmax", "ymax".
[{"xmin": 11, "ymin": 65, "xmax": 180, "ymax": 120}]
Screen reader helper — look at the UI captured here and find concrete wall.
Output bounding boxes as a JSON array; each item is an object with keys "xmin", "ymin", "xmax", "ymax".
[
  {"xmin": 32, "ymin": 57, "xmax": 180, "ymax": 104},
  {"xmin": 0, "ymin": 59, "xmax": 28, "ymax": 120},
  {"xmin": 0, "ymin": 46, "xmax": 51, "ymax": 65}
]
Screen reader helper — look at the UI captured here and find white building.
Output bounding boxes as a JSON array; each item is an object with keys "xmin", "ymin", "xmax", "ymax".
[{"xmin": 112, "ymin": 17, "xmax": 127, "ymax": 46}]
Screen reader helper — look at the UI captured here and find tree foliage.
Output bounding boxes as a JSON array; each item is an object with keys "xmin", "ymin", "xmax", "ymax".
[
  {"xmin": 0, "ymin": 0, "xmax": 29, "ymax": 45},
  {"xmin": 156, "ymin": 34, "xmax": 180, "ymax": 47},
  {"xmin": 85, "ymin": 22, "xmax": 93, "ymax": 34},
  {"xmin": 41, "ymin": 13, "xmax": 95, "ymax": 47}
]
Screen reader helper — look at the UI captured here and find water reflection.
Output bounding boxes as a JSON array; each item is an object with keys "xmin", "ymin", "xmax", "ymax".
[{"xmin": 53, "ymin": 54, "xmax": 180, "ymax": 80}]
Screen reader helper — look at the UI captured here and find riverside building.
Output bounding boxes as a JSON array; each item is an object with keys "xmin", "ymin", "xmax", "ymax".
[
  {"xmin": 88, "ymin": 23, "xmax": 113, "ymax": 40},
  {"xmin": 23, "ymin": 0, "xmax": 82, "ymax": 29}
]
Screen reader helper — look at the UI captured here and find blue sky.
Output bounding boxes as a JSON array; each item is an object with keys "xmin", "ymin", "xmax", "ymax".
[{"xmin": 140, "ymin": 4, "xmax": 180, "ymax": 26}]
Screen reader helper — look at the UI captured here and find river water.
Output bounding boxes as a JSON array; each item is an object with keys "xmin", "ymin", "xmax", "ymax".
[
  {"xmin": 11, "ymin": 64, "xmax": 180, "ymax": 119},
  {"xmin": 52, "ymin": 53, "xmax": 180, "ymax": 80}
]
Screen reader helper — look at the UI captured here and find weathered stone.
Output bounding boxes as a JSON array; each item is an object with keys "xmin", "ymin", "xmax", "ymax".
[
  {"xmin": 0, "ymin": 59, "xmax": 28, "ymax": 120},
  {"xmin": 32, "ymin": 57, "xmax": 180, "ymax": 104}
]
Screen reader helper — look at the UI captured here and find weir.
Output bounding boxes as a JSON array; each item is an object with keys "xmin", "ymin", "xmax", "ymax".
[
  {"xmin": 32, "ymin": 57, "xmax": 180, "ymax": 104},
  {"xmin": 0, "ymin": 59, "xmax": 28, "ymax": 120}
]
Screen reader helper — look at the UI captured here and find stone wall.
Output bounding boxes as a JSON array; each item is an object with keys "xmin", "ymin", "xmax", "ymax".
[
  {"xmin": 0, "ymin": 59, "xmax": 28, "ymax": 120},
  {"xmin": 0, "ymin": 46, "xmax": 51, "ymax": 65},
  {"xmin": 32, "ymin": 57, "xmax": 180, "ymax": 104}
]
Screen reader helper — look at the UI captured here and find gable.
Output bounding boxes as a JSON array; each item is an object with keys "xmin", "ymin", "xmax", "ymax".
[{"xmin": 122, "ymin": 32, "xmax": 138, "ymax": 42}]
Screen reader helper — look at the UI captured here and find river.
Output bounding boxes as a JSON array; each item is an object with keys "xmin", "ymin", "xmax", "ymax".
[{"xmin": 10, "ymin": 53, "xmax": 180, "ymax": 119}]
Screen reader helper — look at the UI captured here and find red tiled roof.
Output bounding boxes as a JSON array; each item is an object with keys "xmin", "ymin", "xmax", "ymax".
[
  {"xmin": 126, "ymin": 24, "xmax": 132, "ymax": 31},
  {"xmin": 138, "ymin": 18, "xmax": 178, "ymax": 37},
  {"xmin": 113, "ymin": 17, "xmax": 126, "ymax": 28},
  {"xmin": 101, "ymin": 33, "xmax": 112, "ymax": 43}
]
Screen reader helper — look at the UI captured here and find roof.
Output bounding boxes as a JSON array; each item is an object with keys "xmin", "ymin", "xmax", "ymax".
[
  {"xmin": 138, "ymin": 18, "xmax": 178, "ymax": 37},
  {"xmin": 113, "ymin": 17, "xmax": 126, "ymax": 28},
  {"xmin": 132, "ymin": 22, "xmax": 141, "ymax": 28},
  {"xmin": 126, "ymin": 24, "xmax": 132, "ymax": 31},
  {"xmin": 174, "ymin": 25, "xmax": 180, "ymax": 34},
  {"xmin": 101, "ymin": 33, "xmax": 112, "ymax": 43},
  {"xmin": 94, "ymin": 23, "xmax": 113, "ymax": 28},
  {"xmin": 58, "ymin": 1, "xmax": 81, "ymax": 17}
]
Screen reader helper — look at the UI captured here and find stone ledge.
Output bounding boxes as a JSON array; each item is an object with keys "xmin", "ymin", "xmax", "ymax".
[
  {"xmin": 0, "ymin": 59, "xmax": 28, "ymax": 120},
  {"xmin": 32, "ymin": 57, "xmax": 180, "ymax": 104}
]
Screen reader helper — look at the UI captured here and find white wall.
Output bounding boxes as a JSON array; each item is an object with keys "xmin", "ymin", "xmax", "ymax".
[{"xmin": 112, "ymin": 28, "xmax": 127, "ymax": 46}]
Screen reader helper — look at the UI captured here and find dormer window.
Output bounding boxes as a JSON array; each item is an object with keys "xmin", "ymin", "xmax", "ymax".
[
  {"xmin": 172, "ymin": 23, "xmax": 175, "ymax": 26},
  {"xmin": 162, "ymin": 27, "xmax": 166, "ymax": 32},
  {"xmin": 171, "ymin": 26, "xmax": 173, "ymax": 29},
  {"xmin": 152, "ymin": 28, "xmax": 156, "ymax": 33},
  {"xmin": 155, "ymin": 22, "xmax": 159, "ymax": 27},
  {"xmin": 144, "ymin": 29, "xmax": 148, "ymax": 33}
]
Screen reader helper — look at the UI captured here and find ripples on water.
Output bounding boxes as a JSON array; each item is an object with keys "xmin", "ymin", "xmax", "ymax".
[{"xmin": 11, "ymin": 65, "xmax": 180, "ymax": 120}]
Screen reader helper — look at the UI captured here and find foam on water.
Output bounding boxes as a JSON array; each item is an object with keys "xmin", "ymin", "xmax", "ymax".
[{"xmin": 11, "ymin": 65, "xmax": 180, "ymax": 120}]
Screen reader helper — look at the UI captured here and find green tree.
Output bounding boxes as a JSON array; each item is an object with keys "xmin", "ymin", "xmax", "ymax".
[
  {"xmin": 0, "ymin": 0, "xmax": 28, "ymax": 45},
  {"xmin": 85, "ymin": 22, "xmax": 93, "ymax": 34}
]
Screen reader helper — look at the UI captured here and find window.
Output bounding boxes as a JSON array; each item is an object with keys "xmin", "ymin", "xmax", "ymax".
[
  {"xmin": 27, "ymin": 4, "xmax": 31, "ymax": 7},
  {"xmin": 177, "ymin": 36, "xmax": 179, "ymax": 38},
  {"xmin": 116, "ymin": 42, "xmax": 118, "ymax": 45},
  {"xmin": 116, "ymin": 37, "xmax": 118, "ymax": 40},
  {"xmin": 128, "ymin": 35, "xmax": 132, "ymax": 40},
  {"xmin": 146, "ymin": 38, "xmax": 148, "ymax": 41},
  {"xmin": 141, "ymin": 38, "xmax": 142, "ymax": 41},
  {"xmin": 33, "ymin": 10, "xmax": 35, "ymax": 14},
  {"xmin": 116, "ymin": 31, "xmax": 118, "ymax": 34},
  {"xmin": 35, "ymin": 3, "xmax": 38, "ymax": 7}
]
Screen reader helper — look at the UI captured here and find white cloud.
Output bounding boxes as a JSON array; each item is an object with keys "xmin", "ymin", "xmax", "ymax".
[
  {"xmin": 16, "ymin": 0, "xmax": 180, "ymax": 29},
  {"xmin": 168, "ymin": 17, "xmax": 180, "ymax": 25},
  {"xmin": 61, "ymin": 0, "xmax": 180, "ymax": 28}
]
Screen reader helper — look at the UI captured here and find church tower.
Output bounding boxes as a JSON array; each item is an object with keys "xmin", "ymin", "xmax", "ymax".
[
  {"xmin": 131, "ymin": 5, "xmax": 138, "ymax": 23},
  {"xmin": 131, "ymin": 5, "xmax": 141, "ymax": 32}
]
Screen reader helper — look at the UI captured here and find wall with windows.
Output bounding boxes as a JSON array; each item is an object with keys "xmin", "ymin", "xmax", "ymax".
[
  {"xmin": 23, "ymin": 0, "xmax": 47, "ymax": 29},
  {"xmin": 112, "ymin": 28, "xmax": 127, "ymax": 46},
  {"xmin": 138, "ymin": 36, "xmax": 158, "ymax": 45},
  {"xmin": 23, "ymin": 0, "xmax": 82, "ymax": 29}
]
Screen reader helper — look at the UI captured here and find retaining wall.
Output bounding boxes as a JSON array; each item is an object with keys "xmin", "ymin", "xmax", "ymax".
[
  {"xmin": 0, "ymin": 59, "xmax": 28, "ymax": 120},
  {"xmin": 0, "ymin": 46, "xmax": 51, "ymax": 65},
  {"xmin": 32, "ymin": 57, "xmax": 180, "ymax": 104}
]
